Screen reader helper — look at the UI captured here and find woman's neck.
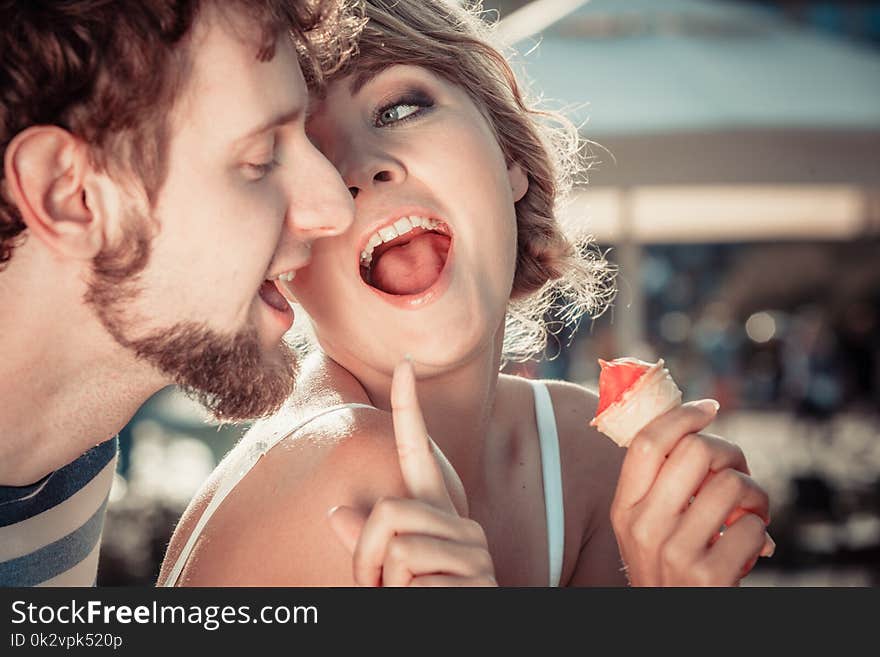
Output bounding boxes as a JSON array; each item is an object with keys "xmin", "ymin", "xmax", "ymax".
[{"xmin": 317, "ymin": 329, "xmax": 507, "ymax": 499}]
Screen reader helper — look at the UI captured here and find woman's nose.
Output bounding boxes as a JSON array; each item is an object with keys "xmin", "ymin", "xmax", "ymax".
[{"xmin": 344, "ymin": 152, "xmax": 405, "ymax": 200}]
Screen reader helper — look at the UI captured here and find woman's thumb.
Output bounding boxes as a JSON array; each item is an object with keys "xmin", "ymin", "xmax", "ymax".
[{"xmin": 327, "ymin": 505, "xmax": 366, "ymax": 554}]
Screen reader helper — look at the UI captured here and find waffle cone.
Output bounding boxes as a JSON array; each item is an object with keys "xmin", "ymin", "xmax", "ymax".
[{"xmin": 591, "ymin": 359, "xmax": 682, "ymax": 447}]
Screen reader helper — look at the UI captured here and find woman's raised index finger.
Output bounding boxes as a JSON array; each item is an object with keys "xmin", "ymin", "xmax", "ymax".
[{"xmin": 391, "ymin": 357, "xmax": 456, "ymax": 513}]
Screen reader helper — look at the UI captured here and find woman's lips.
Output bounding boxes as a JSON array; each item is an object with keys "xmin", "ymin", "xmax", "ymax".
[
  {"xmin": 359, "ymin": 235, "xmax": 455, "ymax": 310},
  {"xmin": 366, "ymin": 232, "xmax": 451, "ymax": 295}
]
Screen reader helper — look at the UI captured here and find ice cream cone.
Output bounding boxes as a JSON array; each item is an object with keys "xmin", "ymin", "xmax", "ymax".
[{"xmin": 591, "ymin": 359, "xmax": 682, "ymax": 447}]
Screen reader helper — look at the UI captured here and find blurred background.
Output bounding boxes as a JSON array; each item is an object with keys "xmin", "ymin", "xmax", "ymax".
[{"xmin": 97, "ymin": 0, "xmax": 880, "ymax": 586}]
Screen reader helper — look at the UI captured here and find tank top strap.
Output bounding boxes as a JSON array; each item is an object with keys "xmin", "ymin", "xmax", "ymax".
[
  {"xmin": 163, "ymin": 402, "xmax": 377, "ymax": 587},
  {"xmin": 528, "ymin": 379, "xmax": 565, "ymax": 587}
]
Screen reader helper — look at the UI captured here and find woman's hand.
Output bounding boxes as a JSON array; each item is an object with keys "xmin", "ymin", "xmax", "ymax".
[
  {"xmin": 610, "ymin": 400, "xmax": 774, "ymax": 586},
  {"xmin": 327, "ymin": 358, "xmax": 497, "ymax": 587}
]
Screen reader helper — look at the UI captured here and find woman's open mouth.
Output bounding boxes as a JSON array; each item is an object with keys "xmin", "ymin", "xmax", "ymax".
[{"xmin": 358, "ymin": 215, "xmax": 453, "ymax": 304}]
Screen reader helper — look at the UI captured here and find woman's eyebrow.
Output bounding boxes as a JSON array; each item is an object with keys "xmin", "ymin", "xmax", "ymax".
[{"xmin": 349, "ymin": 66, "xmax": 392, "ymax": 96}]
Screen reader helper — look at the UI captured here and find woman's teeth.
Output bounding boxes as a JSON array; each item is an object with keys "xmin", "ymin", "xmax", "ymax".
[{"xmin": 360, "ymin": 216, "xmax": 445, "ymax": 268}]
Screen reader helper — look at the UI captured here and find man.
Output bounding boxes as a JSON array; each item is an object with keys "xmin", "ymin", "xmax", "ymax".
[{"xmin": 0, "ymin": 0, "xmax": 356, "ymax": 585}]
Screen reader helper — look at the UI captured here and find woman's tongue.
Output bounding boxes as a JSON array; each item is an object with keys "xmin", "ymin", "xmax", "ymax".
[{"xmin": 369, "ymin": 232, "xmax": 450, "ymax": 296}]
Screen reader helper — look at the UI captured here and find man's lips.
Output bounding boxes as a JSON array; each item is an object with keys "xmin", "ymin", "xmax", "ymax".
[
  {"xmin": 266, "ymin": 251, "xmax": 310, "ymax": 303},
  {"xmin": 259, "ymin": 279, "xmax": 290, "ymax": 312}
]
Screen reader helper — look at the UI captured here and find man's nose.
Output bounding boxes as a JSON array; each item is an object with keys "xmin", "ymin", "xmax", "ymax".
[{"xmin": 288, "ymin": 142, "xmax": 355, "ymax": 239}]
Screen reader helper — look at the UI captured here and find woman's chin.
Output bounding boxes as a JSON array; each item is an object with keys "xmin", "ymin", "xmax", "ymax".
[{"xmin": 393, "ymin": 324, "xmax": 497, "ymax": 372}]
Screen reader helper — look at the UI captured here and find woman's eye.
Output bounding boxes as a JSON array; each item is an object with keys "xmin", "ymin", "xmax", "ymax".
[
  {"xmin": 377, "ymin": 103, "xmax": 421, "ymax": 126},
  {"xmin": 372, "ymin": 89, "xmax": 435, "ymax": 128}
]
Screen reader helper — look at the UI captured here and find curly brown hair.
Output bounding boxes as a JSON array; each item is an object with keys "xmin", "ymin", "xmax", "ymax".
[
  {"xmin": 330, "ymin": 0, "xmax": 616, "ymax": 363},
  {"xmin": 0, "ymin": 0, "xmax": 361, "ymax": 268}
]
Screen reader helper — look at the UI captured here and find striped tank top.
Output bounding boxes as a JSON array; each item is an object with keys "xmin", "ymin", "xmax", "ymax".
[{"xmin": 0, "ymin": 437, "xmax": 118, "ymax": 586}]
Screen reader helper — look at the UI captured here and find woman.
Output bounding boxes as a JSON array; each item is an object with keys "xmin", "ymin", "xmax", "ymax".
[{"xmin": 159, "ymin": 0, "xmax": 772, "ymax": 587}]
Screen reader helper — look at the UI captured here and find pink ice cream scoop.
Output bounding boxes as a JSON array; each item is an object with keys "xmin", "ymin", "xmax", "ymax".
[{"xmin": 590, "ymin": 357, "xmax": 682, "ymax": 447}]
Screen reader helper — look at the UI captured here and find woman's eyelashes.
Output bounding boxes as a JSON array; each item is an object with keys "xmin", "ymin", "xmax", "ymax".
[{"xmin": 372, "ymin": 90, "xmax": 435, "ymax": 127}]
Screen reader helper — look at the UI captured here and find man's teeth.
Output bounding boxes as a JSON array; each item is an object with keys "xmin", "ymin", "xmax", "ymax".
[{"xmin": 360, "ymin": 216, "xmax": 443, "ymax": 268}]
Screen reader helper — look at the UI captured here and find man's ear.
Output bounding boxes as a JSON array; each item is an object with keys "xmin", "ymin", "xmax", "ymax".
[
  {"xmin": 4, "ymin": 126, "xmax": 104, "ymax": 259},
  {"xmin": 508, "ymin": 161, "xmax": 529, "ymax": 203}
]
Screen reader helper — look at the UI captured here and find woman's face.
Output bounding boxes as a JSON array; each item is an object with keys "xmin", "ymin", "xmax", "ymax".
[{"xmin": 297, "ymin": 64, "xmax": 528, "ymax": 375}]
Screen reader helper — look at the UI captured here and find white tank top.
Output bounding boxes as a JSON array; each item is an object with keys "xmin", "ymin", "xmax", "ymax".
[{"xmin": 164, "ymin": 383, "xmax": 565, "ymax": 587}]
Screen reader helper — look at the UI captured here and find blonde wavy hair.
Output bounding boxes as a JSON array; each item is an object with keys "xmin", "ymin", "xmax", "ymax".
[{"xmin": 325, "ymin": 0, "xmax": 616, "ymax": 364}]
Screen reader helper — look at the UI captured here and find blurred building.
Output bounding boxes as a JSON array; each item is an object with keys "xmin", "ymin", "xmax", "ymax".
[
  {"xmin": 746, "ymin": 0, "xmax": 880, "ymax": 47},
  {"xmin": 499, "ymin": 0, "xmax": 880, "ymax": 584}
]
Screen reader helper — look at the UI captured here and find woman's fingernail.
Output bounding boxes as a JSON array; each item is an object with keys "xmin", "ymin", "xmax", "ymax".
[
  {"xmin": 696, "ymin": 399, "xmax": 721, "ymax": 414},
  {"xmin": 760, "ymin": 532, "xmax": 776, "ymax": 558}
]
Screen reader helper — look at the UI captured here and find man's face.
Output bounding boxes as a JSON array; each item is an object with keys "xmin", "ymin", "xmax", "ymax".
[{"xmin": 87, "ymin": 7, "xmax": 354, "ymax": 420}]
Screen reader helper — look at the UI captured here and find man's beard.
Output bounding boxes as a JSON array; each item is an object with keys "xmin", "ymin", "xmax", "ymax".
[{"xmin": 83, "ymin": 214, "xmax": 296, "ymax": 421}]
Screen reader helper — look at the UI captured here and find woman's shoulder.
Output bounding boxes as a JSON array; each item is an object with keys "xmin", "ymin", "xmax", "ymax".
[
  {"xmin": 159, "ymin": 399, "xmax": 405, "ymax": 585},
  {"xmin": 503, "ymin": 376, "xmax": 623, "ymax": 525},
  {"xmin": 246, "ymin": 393, "xmax": 397, "ymax": 474},
  {"xmin": 499, "ymin": 374, "xmax": 622, "ymax": 482},
  {"xmin": 540, "ymin": 377, "xmax": 623, "ymax": 495},
  {"xmin": 541, "ymin": 378, "xmax": 628, "ymax": 586},
  {"xmin": 496, "ymin": 375, "xmax": 626, "ymax": 585},
  {"xmin": 241, "ymin": 354, "xmax": 411, "ymax": 503}
]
